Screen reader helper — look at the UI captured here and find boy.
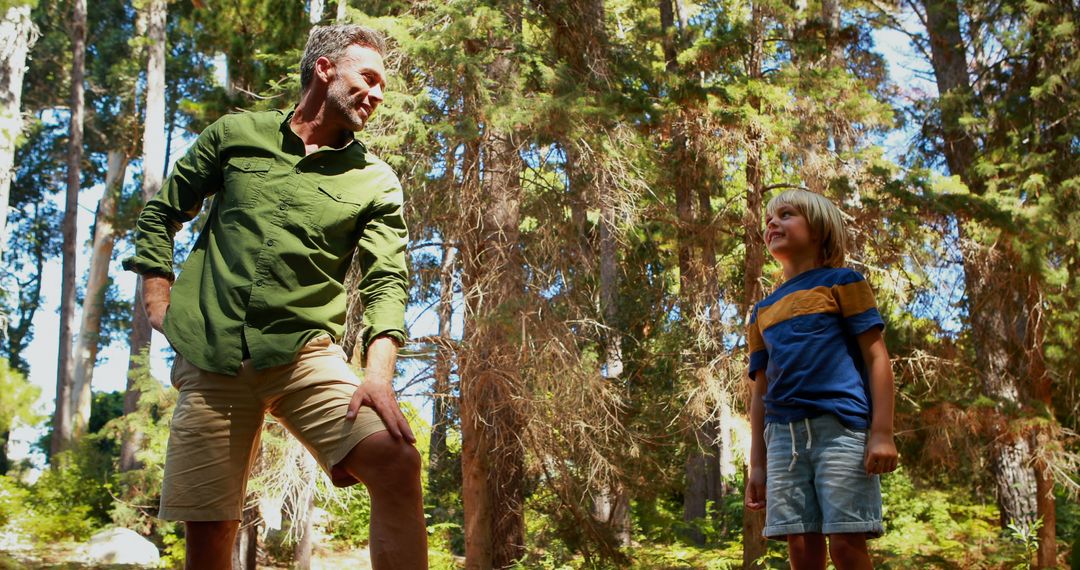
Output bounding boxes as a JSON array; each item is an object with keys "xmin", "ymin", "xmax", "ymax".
[{"xmin": 744, "ymin": 189, "xmax": 898, "ymax": 570}]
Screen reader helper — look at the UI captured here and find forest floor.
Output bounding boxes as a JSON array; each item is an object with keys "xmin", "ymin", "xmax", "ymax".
[{"xmin": 0, "ymin": 541, "xmax": 464, "ymax": 569}]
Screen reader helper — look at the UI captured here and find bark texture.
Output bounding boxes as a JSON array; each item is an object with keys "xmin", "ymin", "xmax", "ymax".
[
  {"xmin": 741, "ymin": 3, "xmax": 768, "ymax": 565},
  {"xmin": 922, "ymin": 0, "xmax": 1039, "ymax": 530},
  {"xmin": 71, "ymin": 152, "xmax": 129, "ymax": 437},
  {"xmin": 0, "ymin": 3, "xmax": 36, "ymax": 259},
  {"xmin": 52, "ymin": 0, "xmax": 88, "ymax": 457},
  {"xmin": 460, "ymin": 125, "xmax": 526, "ymax": 568},
  {"xmin": 121, "ymin": 0, "xmax": 167, "ymax": 471}
]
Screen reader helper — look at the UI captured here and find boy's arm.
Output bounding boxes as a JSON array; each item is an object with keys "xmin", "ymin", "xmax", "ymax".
[
  {"xmin": 857, "ymin": 327, "xmax": 898, "ymax": 474},
  {"xmin": 745, "ymin": 369, "xmax": 767, "ymax": 510}
]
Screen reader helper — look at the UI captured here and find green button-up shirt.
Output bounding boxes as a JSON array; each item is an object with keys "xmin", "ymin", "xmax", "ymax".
[{"xmin": 123, "ymin": 109, "xmax": 409, "ymax": 375}]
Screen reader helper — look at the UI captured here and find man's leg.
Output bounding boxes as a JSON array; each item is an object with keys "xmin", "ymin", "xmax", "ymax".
[
  {"xmin": 337, "ymin": 431, "xmax": 427, "ymax": 570},
  {"xmin": 185, "ymin": 520, "xmax": 239, "ymax": 570}
]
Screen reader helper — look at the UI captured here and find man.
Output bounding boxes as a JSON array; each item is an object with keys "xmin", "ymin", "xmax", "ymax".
[{"xmin": 123, "ymin": 25, "xmax": 427, "ymax": 569}]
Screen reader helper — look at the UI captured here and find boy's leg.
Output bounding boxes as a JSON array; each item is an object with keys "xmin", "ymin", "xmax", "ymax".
[
  {"xmin": 827, "ymin": 533, "xmax": 873, "ymax": 570},
  {"xmin": 185, "ymin": 521, "xmax": 239, "ymax": 570},
  {"xmin": 787, "ymin": 533, "xmax": 826, "ymax": 570},
  {"xmin": 808, "ymin": 416, "xmax": 881, "ymax": 570}
]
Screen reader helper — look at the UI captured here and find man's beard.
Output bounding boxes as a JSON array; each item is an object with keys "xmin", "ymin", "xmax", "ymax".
[{"xmin": 326, "ymin": 80, "xmax": 366, "ymax": 132}]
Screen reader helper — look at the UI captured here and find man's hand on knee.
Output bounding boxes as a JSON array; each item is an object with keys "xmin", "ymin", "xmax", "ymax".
[
  {"xmin": 349, "ymin": 336, "xmax": 414, "ymax": 443},
  {"xmin": 346, "ymin": 378, "xmax": 416, "ymax": 444}
]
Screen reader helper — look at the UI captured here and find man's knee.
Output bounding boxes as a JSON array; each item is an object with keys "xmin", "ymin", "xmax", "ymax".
[{"xmin": 341, "ymin": 431, "xmax": 422, "ymax": 489}]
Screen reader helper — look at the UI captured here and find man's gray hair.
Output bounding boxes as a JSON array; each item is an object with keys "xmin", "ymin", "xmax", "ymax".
[{"xmin": 300, "ymin": 25, "xmax": 387, "ymax": 92}]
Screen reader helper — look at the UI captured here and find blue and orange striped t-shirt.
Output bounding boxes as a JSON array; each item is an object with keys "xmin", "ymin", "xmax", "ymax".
[{"xmin": 747, "ymin": 267, "xmax": 884, "ymax": 429}]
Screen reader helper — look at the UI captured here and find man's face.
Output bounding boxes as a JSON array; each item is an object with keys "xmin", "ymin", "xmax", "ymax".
[{"xmin": 324, "ymin": 44, "xmax": 387, "ymax": 132}]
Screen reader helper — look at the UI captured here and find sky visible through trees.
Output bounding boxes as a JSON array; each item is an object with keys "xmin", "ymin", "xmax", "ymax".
[{"xmin": 11, "ymin": 27, "xmax": 931, "ymax": 463}]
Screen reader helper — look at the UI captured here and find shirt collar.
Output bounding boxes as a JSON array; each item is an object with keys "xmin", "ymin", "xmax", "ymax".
[{"xmin": 280, "ymin": 107, "xmax": 367, "ymax": 156}]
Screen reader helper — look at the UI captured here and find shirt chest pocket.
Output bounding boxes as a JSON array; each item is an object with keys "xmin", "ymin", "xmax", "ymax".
[
  {"xmin": 310, "ymin": 187, "xmax": 367, "ymax": 236},
  {"xmin": 790, "ymin": 294, "xmax": 839, "ymax": 333},
  {"xmin": 222, "ymin": 156, "xmax": 272, "ymax": 208}
]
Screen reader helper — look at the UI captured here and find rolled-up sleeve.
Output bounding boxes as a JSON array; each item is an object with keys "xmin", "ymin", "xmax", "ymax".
[
  {"xmin": 121, "ymin": 120, "xmax": 224, "ymax": 280},
  {"xmin": 355, "ymin": 185, "xmax": 409, "ymax": 358}
]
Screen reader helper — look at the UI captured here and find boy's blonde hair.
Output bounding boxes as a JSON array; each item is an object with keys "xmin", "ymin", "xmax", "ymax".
[{"xmin": 765, "ymin": 189, "xmax": 847, "ymax": 268}]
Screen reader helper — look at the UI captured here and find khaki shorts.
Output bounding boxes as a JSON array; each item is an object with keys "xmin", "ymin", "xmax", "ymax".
[{"xmin": 159, "ymin": 336, "xmax": 386, "ymax": 522}]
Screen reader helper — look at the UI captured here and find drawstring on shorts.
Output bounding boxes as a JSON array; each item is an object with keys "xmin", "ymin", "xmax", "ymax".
[{"xmin": 787, "ymin": 418, "xmax": 813, "ymax": 471}]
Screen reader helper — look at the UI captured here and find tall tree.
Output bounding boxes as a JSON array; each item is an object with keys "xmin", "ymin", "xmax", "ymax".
[
  {"xmin": 920, "ymin": 0, "xmax": 1039, "ymax": 531},
  {"xmin": 740, "ymin": 3, "xmax": 768, "ymax": 564},
  {"xmin": 0, "ymin": 2, "xmax": 37, "ymax": 259},
  {"xmin": 70, "ymin": 151, "xmax": 129, "ymax": 436},
  {"xmin": 458, "ymin": 7, "xmax": 527, "ymax": 565},
  {"xmin": 532, "ymin": 0, "xmax": 633, "ymax": 545},
  {"xmin": 120, "ymin": 0, "xmax": 167, "ymax": 472},
  {"xmin": 51, "ymin": 0, "xmax": 88, "ymax": 458},
  {"xmin": 429, "ymin": 242, "xmax": 456, "ymax": 472}
]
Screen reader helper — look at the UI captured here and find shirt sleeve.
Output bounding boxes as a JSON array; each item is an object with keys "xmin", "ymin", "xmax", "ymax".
[
  {"xmin": 355, "ymin": 184, "xmax": 410, "ymax": 359},
  {"xmin": 121, "ymin": 119, "xmax": 225, "ymax": 280},
  {"xmin": 747, "ymin": 304, "xmax": 768, "ymax": 379},
  {"xmin": 833, "ymin": 270, "xmax": 885, "ymax": 336}
]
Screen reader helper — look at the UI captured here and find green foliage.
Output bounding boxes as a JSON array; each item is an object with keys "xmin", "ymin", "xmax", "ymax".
[
  {"xmin": 322, "ymin": 487, "xmax": 373, "ymax": 548},
  {"xmin": 874, "ymin": 467, "xmax": 1027, "ymax": 568},
  {"xmin": 20, "ymin": 441, "xmax": 114, "ymax": 542},
  {"xmin": 0, "ymin": 475, "xmax": 29, "ymax": 529},
  {"xmin": 0, "ymin": 358, "xmax": 42, "ymax": 472}
]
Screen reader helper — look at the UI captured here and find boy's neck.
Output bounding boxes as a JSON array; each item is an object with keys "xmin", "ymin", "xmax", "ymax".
[{"xmin": 780, "ymin": 255, "xmax": 824, "ymax": 281}]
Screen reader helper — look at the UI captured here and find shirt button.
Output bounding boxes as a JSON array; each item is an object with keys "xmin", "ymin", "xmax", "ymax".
[
  {"xmin": 294, "ymin": 166, "xmax": 301, "ymax": 173},
  {"xmin": 255, "ymin": 280, "xmax": 264, "ymax": 287},
  {"xmin": 278, "ymin": 203, "xmax": 287, "ymax": 210},
  {"xmin": 266, "ymin": 239, "xmax": 275, "ymax": 247}
]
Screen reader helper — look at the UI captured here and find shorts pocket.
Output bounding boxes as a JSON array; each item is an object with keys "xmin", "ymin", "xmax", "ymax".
[
  {"xmin": 169, "ymin": 355, "xmax": 185, "ymax": 389},
  {"xmin": 841, "ymin": 424, "xmax": 868, "ymax": 441}
]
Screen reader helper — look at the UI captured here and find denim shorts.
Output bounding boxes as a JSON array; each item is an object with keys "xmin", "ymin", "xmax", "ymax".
[{"xmin": 763, "ymin": 414, "xmax": 883, "ymax": 539}]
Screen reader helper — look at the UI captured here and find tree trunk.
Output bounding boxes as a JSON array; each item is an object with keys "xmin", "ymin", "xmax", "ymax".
[
  {"xmin": 51, "ymin": 0, "xmax": 88, "ymax": 458},
  {"xmin": 458, "ymin": 24, "xmax": 528, "ymax": 560},
  {"xmin": 232, "ymin": 502, "xmax": 260, "ymax": 570},
  {"xmin": 460, "ymin": 119, "xmax": 526, "ymax": 568},
  {"xmin": 0, "ymin": 3, "xmax": 36, "ymax": 260},
  {"xmin": 308, "ymin": 0, "xmax": 323, "ymax": 24},
  {"xmin": 71, "ymin": 151, "xmax": 129, "ymax": 437},
  {"xmin": 336, "ymin": 0, "xmax": 347, "ymax": 22},
  {"xmin": 430, "ymin": 243, "xmax": 456, "ymax": 471},
  {"xmin": 534, "ymin": 0, "xmax": 633, "ymax": 547},
  {"xmin": 922, "ymin": 0, "xmax": 1038, "ymax": 529},
  {"xmin": 292, "ymin": 475, "xmax": 317, "ymax": 570},
  {"xmin": 120, "ymin": 0, "xmax": 167, "ymax": 472},
  {"xmin": 922, "ymin": 0, "xmax": 983, "ymax": 194},
  {"xmin": 741, "ymin": 3, "xmax": 768, "ymax": 566}
]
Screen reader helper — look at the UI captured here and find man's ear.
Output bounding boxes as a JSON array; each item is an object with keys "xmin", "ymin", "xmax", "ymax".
[{"xmin": 314, "ymin": 56, "xmax": 336, "ymax": 86}]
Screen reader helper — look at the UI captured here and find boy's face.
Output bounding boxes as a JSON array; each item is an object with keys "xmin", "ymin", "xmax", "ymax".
[{"xmin": 764, "ymin": 203, "xmax": 819, "ymax": 262}]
